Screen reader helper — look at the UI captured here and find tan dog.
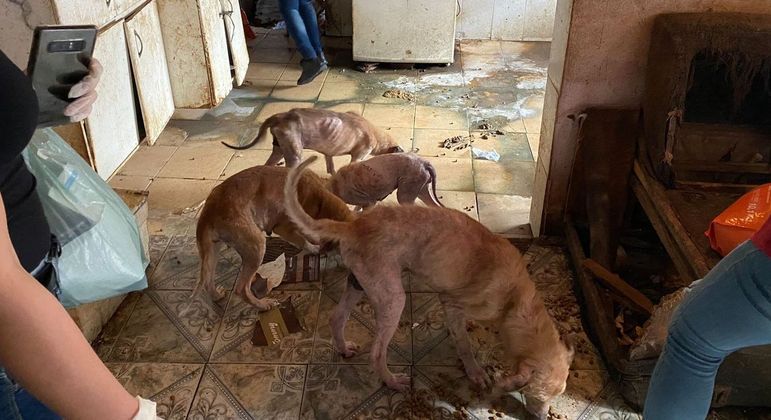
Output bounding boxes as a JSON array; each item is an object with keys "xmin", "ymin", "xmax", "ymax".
[
  {"xmin": 283, "ymin": 157, "xmax": 574, "ymax": 419},
  {"xmin": 193, "ymin": 165, "xmax": 354, "ymax": 310},
  {"xmin": 222, "ymin": 108, "xmax": 404, "ymax": 174},
  {"xmin": 329, "ymin": 153, "xmax": 443, "ymax": 208}
]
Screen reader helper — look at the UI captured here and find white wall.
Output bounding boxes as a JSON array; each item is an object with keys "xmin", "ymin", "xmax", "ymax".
[{"xmin": 456, "ymin": 0, "xmax": 557, "ymax": 41}]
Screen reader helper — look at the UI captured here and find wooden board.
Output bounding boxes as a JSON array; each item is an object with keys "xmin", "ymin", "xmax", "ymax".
[
  {"xmin": 85, "ymin": 22, "xmax": 140, "ymax": 179},
  {"xmin": 124, "ymin": 0, "xmax": 174, "ymax": 144}
]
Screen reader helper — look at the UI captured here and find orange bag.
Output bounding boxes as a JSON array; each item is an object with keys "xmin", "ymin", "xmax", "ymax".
[{"xmin": 706, "ymin": 183, "xmax": 771, "ymax": 257}]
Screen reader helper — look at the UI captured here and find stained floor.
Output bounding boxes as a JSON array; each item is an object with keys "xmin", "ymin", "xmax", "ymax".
[
  {"xmin": 110, "ymin": 30, "xmax": 547, "ymax": 238},
  {"xmin": 96, "ymin": 234, "xmax": 642, "ymax": 420},
  {"xmin": 97, "ymin": 30, "xmax": 640, "ymax": 420}
]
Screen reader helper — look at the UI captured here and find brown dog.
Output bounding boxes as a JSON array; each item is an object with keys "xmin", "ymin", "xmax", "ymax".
[
  {"xmin": 328, "ymin": 153, "xmax": 443, "ymax": 208},
  {"xmin": 283, "ymin": 157, "xmax": 573, "ymax": 419},
  {"xmin": 193, "ymin": 165, "xmax": 354, "ymax": 310},
  {"xmin": 222, "ymin": 108, "xmax": 404, "ymax": 174}
]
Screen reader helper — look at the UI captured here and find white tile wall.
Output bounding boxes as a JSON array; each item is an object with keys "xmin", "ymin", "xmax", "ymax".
[
  {"xmin": 458, "ymin": 0, "xmax": 557, "ymax": 41},
  {"xmin": 457, "ymin": 0, "xmax": 495, "ymax": 39}
]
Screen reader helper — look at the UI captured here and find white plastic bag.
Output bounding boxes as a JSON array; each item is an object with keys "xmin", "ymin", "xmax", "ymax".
[{"xmin": 23, "ymin": 128, "xmax": 149, "ymax": 307}]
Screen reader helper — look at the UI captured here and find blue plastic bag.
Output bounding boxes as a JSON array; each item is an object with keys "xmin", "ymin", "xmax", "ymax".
[{"xmin": 23, "ymin": 128, "xmax": 148, "ymax": 307}]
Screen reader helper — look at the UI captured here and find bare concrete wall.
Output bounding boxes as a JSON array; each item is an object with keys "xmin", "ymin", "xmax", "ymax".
[
  {"xmin": 532, "ymin": 0, "xmax": 771, "ymax": 235},
  {"xmin": 457, "ymin": 0, "xmax": 558, "ymax": 41}
]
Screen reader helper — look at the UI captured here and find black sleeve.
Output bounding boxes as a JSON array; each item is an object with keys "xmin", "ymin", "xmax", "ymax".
[{"xmin": 0, "ymin": 50, "xmax": 39, "ymax": 164}]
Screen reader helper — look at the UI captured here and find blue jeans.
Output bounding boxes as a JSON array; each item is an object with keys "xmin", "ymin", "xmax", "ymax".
[
  {"xmin": 644, "ymin": 240, "xmax": 771, "ymax": 419},
  {"xmin": 0, "ymin": 369, "xmax": 59, "ymax": 420},
  {"xmin": 277, "ymin": 0, "xmax": 323, "ymax": 60}
]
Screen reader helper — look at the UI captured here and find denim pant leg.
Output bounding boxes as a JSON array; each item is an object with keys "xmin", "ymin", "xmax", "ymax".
[
  {"xmin": 278, "ymin": 0, "xmax": 317, "ymax": 59},
  {"xmin": 0, "ymin": 369, "xmax": 22, "ymax": 420},
  {"xmin": 298, "ymin": 0, "xmax": 323, "ymax": 55},
  {"xmin": 644, "ymin": 241, "xmax": 771, "ymax": 419}
]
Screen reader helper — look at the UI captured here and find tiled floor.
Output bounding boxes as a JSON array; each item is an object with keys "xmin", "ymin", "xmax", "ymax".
[
  {"xmin": 96, "ymin": 235, "xmax": 641, "ymax": 420},
  {"xmin": 111, "ymin": 31, "xmax": 548, "ymax": 238}
]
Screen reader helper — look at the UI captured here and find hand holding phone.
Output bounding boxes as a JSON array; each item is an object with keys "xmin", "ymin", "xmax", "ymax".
[
  {"xmin": 62, "ymin": 58, "xmax": 102, "ymax": 122},
  {"xmin": 27, "ymin": 26, "xmax": 98, "ymax": 128}
]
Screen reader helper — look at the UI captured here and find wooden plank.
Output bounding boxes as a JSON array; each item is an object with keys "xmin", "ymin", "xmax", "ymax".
[
  {"xmin": 633, "ymin": 161, "xmax": 712, "ymax": 278},
  {"xmin": 198, "ymin": 0, "xmax": 232, "ymax": 104},
  {"xmin": 674, "ymin": 180, "xmax": 761, "ymax": 194},
  {"xmin": 564, "ymin": 220, "xmax": 627, "ymax": 372},
  {"xmin": 631, "ymin": 178, "xmax": 698, "ymax": 286},
  {"xmin": 674, "ymin": 160, "xmax": 771, "ymax": 175},
  {"xmin": 582, "ymin": 259, "xmax": 654, "ymax": 315}
]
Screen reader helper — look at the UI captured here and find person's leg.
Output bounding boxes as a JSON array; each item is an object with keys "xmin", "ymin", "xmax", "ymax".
[
  {"xmin": 644, "ymin": 241, "xmax": 771, "ymax": 419},
  {"xmin": 0, "ymin": 369, "xmax": 22, "ymax": 420},
  {"xmin": 277, "ymin": 0, "xmax": 317, "ymax": 59},
  {"xmin": 298, "ymin": 0, "xmax": 324, "ymax": 58}
]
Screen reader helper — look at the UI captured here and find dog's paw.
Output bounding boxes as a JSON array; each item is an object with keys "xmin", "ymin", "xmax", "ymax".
[
  {"xmin": 465, "ymin": 365, "xmax": 492, "ymax": 389},
  {"xmin": 384, "ymin": 373, "xmax": 411, "ymax": 392},
  {"xmin": 339, "ymin": 341, "xmax": 359, "ymax": 358},
  {"xmin": 254, "ymin": 298, "xmax": 280, "ymax": 311},
  {"xmin": 304, "ymin": 243, "xmax": 321, "ymax": 254}
]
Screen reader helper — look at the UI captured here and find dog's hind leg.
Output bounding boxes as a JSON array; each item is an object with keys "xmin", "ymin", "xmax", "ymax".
[
  {"xmin": 232, "ymin": 228, "xmax": 278, "ymax": 310},
  {"xmin": 324, "ymin": 155, "xmax": 336, "ymax": 175},
  {"xmin": 192, "ymin": 226, "xmax": 226, "ymax": 302},
  {"xmin": 364, "ymin": 268, "xmax": 410, "ymax": 391},
  {"xmin": 441, "ymin": 297, "xmax": 491, "ymax": 388},
  {"xmin": 273, "ymin": 224, "xmax": 320, "ymax": 254},
  {"xmin": 330, "ymin": 275, "xmax": 364, "ymax": 358}
]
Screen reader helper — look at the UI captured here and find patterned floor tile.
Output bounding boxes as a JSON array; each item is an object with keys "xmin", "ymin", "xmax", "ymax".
[
  {"xmin": 210, "ymin": 290, "xmax": 320, "ymax": 363},
  {"xmin": 149, "ymin": 235, "xmax": 240, "ymax": 292},
  {"xmin": 106, "ymin": 362, "xmax": 203, "ymax": 420},
  {"xmin": 102, "ymin": 292, "xmax": 208, "ymax": 363},
  {"xmin": 189, "ymin": 364, "xmax": 305, "ymax": 419},
  {"xmin": 300, "ymin": 364, "xmax": 411, "ymax": 419},
  {"xmin": 94, "ymin": 292, "xmax": 142, "ymax": 359}
]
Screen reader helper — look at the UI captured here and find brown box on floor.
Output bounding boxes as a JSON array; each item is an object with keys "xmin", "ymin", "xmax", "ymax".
[{"xmin": 66, "ymin": 188, "xmax": 149, "ymax": 343}]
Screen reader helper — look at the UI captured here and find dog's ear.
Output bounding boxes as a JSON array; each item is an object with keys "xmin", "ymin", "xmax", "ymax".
[
  {"xmin": 497, "ymin": 359, "xmax": 536, "ymax": 391},
  {"xmin": 388, "ymin": 145, "xmax": 405, "ymax": 153}
]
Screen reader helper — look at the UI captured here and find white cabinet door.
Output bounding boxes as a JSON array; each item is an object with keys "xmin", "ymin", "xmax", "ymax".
[
  {"xmin": 199, "ymin": 0, "xmax": 232, "ymax": 103},
  {"xmin": 220, "ymin": 0, "xmax": 249, "ymax": 85},
  {"xmin": 85, "ymin": 22, "xmax": 139, "ymax": 179},
  {"xmin": 125, "ymin": 1, "xmax": 174, "ymax": 144}
]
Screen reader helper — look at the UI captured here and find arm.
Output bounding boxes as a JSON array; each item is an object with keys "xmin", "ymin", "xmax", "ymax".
[{"xmin": 0, "ymin": 193, "xmax": 139, "ymax": 420}]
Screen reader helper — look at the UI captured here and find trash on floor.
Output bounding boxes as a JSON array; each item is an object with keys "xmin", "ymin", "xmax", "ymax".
[
  {"xmin": 441, "ymin": 135, "xmax": 471, "ymax": 151},
  {"xmin": 250, "ymin": 297, "xmax": 304, "ymax": 347},
  {"xmin": 382, "ymin": 89, "xmax": 416, "ymax": 101},
  {"xmin": 472, "ymin": 147, "xmax": 501, "ymax": 162}
]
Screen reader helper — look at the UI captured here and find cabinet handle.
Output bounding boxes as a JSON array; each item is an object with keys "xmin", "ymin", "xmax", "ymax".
[
  {"xmin": 223, "ymin": 0, "xmax": 235, "ymax": 42},
  {"xmin": 134, "ymin": 30, "xmax": 144, "ymax": 58}
]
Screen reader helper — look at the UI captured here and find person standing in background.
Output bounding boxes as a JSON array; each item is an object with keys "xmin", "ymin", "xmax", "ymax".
[{"xmin": 277, "ymin": 0, "xmax": 327, "ymax": 85}]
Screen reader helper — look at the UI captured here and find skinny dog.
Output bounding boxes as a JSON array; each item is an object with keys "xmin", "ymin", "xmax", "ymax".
[
  {"xmin": 328, "ymin": 153, "xmax": 443, "ymax": 208},
  {"xmin": 193, "ymin": 165, "xmax": 353, "ymax": 309},
  {"xmin": 283, "ymin": 157, "xmax": 573, "ymax": 419},
  {"xmin": 222, "ymin": 108, "xmax": 403, "ymax": 174}
]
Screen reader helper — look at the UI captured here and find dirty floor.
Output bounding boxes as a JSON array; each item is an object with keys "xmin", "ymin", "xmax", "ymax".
[
  {"xmin": 97, "ymin": 31, "xmax": 759, "ymax": 420},
  {"xmin": 96, "ymin": 235, "xmax": 641, "ymax": 420},
  {"xmin": 110, "ymin": 31, "xmax": 546, "ymax": 237}
]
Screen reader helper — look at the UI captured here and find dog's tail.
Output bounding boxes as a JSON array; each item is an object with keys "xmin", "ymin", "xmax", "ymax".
[
  {"xmin": 222, "ymin": 115, "xmax": 275, "ymax": 150},
  {"xmin": 284, "ymin": 156, "xmax": 352, "ymax": 245},
  {"xmin": 425, "ymin": 161, "xmax": 445, "ymax": 207}
]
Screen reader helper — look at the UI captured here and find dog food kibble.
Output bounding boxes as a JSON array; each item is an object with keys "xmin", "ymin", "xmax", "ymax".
[{"xmin": 496, "ymin": 413, "xmax": 502, "ymax": 418}]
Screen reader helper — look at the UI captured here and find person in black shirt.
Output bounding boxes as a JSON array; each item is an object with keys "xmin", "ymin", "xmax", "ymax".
[{"xmin": 0, "ymin": 48, "xmax": 159, "ymax": 419}]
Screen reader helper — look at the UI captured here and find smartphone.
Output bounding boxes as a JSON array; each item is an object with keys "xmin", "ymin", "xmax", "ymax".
[{"xmin": 27, "ymin": 25, "xmax": 97, "ymax": 128}]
